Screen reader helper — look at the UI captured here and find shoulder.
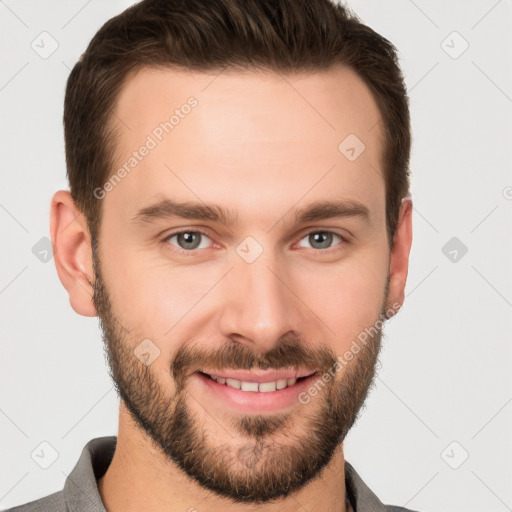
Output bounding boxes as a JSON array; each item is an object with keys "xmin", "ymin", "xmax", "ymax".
[
  {"xmin": 384, "ymin": 505, "xmax": 422, "ymax": 512},
  {"xmin": 2, "ymin": 436, "xmax": 116, "ymax": 512},
  {"xmin": 2, "ymin": 490, "xmax": 66, "ymax": 512},
  {"xmin": 344, "ymin": 460, "xmax": 423, "ymax": 512}
]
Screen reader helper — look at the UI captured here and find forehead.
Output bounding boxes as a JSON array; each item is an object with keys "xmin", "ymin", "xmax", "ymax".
[
  {"xmin": 114, "ymin": 64, "xmax": 382, "ymax": 149},
  {"xmin": 106, "ymin": 64, "xmax": 385, "ymax": 228}
]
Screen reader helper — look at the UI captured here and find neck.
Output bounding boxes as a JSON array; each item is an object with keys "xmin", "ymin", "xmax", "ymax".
[{"xmin": 98, "ymin": 404, "xmax": 349, "ymax": 512}]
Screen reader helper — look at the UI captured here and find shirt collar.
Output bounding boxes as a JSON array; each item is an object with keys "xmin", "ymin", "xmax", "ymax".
[
  {"xmin": 63, "ymin": 436, "xmax": 389, "ymax": 512},
  {"xmin": 344, "ymin": 460, "xmax": 390, "ymax": 511},
  {"xmin": 63, "ymin": 436, "xmax": 114, "ymax": 511}
]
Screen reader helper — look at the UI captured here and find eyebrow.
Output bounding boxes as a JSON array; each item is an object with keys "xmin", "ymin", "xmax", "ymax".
[{"xmin": 131, "ymin": 198, "xmax": 370, "ymax": 227}]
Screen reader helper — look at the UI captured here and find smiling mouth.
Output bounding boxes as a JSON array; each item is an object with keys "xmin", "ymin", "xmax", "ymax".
[{"xmin": 198, "ymin": 371, "xmax": 317, "ymax": 393}]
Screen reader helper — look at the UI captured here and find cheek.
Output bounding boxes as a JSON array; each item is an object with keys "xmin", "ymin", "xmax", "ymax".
[
  {"xmin": 297, "ymin": 251, "xmax": 388, "ymax": 345},
  {"xmin": 99, "ymin": 241, "xmax": 220, "ymax": 336}
]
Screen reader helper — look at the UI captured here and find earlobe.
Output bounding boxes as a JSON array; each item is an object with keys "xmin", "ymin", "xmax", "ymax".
[
  {"xmin": 50, "ymin": 190, "xmax": 97, "ymax": 317},
  {"xmin": 386, "ymin": 197, "xmax": 413, "ymax": 318}
]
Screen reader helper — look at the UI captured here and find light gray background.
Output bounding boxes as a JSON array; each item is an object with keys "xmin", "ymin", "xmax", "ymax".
[{"xmin": 1, "ymin": 1, "xmax": 511, "ymax": 510}]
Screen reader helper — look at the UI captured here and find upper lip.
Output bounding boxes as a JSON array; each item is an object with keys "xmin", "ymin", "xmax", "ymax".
[{"xmin": 198, "ymin": 369, "xmax": 317, "ymax": 383}]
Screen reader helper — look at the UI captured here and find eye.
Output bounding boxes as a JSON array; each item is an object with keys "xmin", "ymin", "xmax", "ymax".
[
  {"xmin": 163, "ymin": 230, "xmax": 212, "ymax": 252},
  {"xmin": 297, "ymin": 230, "xmax": 345, "ymax": 251},
  {"xmin": 162, "ymin": 228, "xmax": 347, "ymax": 256}
]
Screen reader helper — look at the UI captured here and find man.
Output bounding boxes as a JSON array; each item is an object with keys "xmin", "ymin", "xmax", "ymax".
[{"xmin": 7, "ymin": 0, "xmax": 416, "ymax": 510}]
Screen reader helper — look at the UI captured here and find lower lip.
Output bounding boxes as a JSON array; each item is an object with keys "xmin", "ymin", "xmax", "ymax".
[{"xmin": 194, "ymin": 372, "xmax": 320, "ymax": 414}]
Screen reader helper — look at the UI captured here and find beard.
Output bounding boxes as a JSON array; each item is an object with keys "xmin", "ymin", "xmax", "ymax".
[{"xmin": 92, "ymin": 248, "xmax": 389, "ymax": 504}]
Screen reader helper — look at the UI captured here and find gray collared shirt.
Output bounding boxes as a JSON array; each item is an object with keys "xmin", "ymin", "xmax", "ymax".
[{"xmin": 4, "ymin": 436, "xmax": 419, "ymax": 512}]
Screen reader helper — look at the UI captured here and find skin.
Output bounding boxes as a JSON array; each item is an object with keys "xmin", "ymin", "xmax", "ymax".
[{"xmin": 51, "ymin": 64, "xmax": 413, "ymax": 512}]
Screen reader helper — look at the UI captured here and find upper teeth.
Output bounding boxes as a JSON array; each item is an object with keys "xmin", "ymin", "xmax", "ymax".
[{"xmin": 211, "ymin": 376, "xmax": 298, "ymax": 392}]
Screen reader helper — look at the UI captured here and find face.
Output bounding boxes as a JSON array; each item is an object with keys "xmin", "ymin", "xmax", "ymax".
[{"xmin": 92, "ymin": 65, "xmax": 397, "ymax": 502}]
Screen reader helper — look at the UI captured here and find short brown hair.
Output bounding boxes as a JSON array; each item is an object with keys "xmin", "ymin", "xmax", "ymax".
[{"xmin": 64, "ymin": 0, "xmax": 411, "ymax": 248}]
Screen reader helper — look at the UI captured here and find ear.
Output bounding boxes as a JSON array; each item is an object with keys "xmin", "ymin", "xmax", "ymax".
[
  {"xmin": 50, "ymin": 190, "xmax": 97, "ymax": 317},
  {"xmin": 386, "ymin": 197, "xmax": 413, "ymax": 318}
]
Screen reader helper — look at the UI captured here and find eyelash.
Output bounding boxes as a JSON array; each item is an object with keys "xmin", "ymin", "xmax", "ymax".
[{"xmin": 161, "ymin": 229, "xmax": 348, "ymax": 256}]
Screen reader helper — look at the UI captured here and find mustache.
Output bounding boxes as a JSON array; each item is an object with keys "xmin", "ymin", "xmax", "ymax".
[{"xmin": 171, "ymin": 334, "xmax": 338, "ymax": 392}]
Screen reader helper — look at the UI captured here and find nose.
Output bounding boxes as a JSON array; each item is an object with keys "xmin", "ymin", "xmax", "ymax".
[{"xmin": 217, "ymin": 250, "xmax": 305, "ymax": 354}]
